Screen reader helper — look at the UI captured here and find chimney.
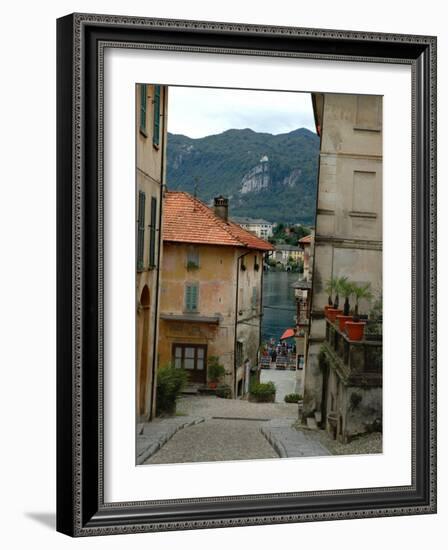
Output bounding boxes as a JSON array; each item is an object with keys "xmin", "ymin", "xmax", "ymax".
[{"xmin": 214, "ymin": 195, "xmax": 229, "ymax": 222}]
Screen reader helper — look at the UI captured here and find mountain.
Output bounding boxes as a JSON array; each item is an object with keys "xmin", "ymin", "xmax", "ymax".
[{"xmin": 166, "ymin": 127, "xmax": 320, "ymax": 225}]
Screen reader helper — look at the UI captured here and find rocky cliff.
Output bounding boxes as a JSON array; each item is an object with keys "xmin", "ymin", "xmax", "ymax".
[{"xmin": 166, "ymin": 127, "xmax": 320, "ymax": 225}]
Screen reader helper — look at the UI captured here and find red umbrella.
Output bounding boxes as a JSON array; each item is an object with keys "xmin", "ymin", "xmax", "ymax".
[{"xmin": 280, "ymin": 328, "xmax": 295, "ymax": 340}]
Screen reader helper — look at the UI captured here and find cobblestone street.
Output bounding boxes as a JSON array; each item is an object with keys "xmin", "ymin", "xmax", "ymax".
[
  {"xmin": 142, "ymin": 395, "xmax": 329, "ymax": 465},
  {"xmin": 145, "ymin": 418, "xmax": 278, "ymax": 463}
]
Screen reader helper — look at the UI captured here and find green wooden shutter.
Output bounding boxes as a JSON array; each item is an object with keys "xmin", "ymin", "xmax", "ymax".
[
  {"xmin": 137, "ymin": 191, "xmax": 146, "ymax": 270},
  {"xmin": 185, "ymin": 285, "xmax": 192, "ymax": 311},
  {"xmin": 153, "ymin": 85, "xmax": 161, "ymax": 146},
  {"xmin": 140, "ymin": 85, "xmax": 147, "ymax": 133},
  {"xmin": 185, "ymin": 283, "xmax": 198, "ymax": 312},
  {"xmin": 191, "ymin": 284, "xmax": 198, "ymax": 311},
  {"xmin": 149, "ymin": 197, "xmax": 157, "ymax": 267}
]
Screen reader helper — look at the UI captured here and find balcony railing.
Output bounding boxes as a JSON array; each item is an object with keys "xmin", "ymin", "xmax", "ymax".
[{"xmin": 323, "ymin": 318, "xmax": 382, "ymax": 386}]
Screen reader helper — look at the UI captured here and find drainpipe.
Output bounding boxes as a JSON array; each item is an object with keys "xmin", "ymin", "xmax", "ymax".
[
  {"xmin": 234, "ymin": 249, "xmax": 252, "ymax": 398},
  {"xmin": 259, "ymin": 251, "xmax": 266, "ymax": 356},
  {"xmin": 150, "ymin": 87, "xmax": 168, "ymax": 420}
]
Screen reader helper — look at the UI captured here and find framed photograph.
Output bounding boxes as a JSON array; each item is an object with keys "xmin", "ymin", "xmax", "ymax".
[{"xmin": 56, "ymin": 13, "xmax": 437, "ymax": 536}]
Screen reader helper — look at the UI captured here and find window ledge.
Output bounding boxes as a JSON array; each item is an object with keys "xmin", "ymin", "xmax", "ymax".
[
  {"xmin": 349, "ymin": 211, "xmax": 377, "ymax": 219},
  {"xmin": 353, "ymin": 126, "xmax": 381, "ymax": 133}
]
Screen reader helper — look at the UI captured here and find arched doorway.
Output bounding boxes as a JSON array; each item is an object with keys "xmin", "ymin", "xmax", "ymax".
[{"xmin": 138, "ymin": 285, "xmax": 151, "ymax": 418}]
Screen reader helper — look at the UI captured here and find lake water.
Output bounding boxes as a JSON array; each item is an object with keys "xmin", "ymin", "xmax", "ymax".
[{"xmin": 261, "ymin": 271, "xmax": 298, "ymax": 344}]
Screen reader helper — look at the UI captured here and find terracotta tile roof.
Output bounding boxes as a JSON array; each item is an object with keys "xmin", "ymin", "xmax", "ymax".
[
  {"xmin": 299, "ymin": 234, "xmax": 313, "ymax": 244},
  {"xmin": 163, "ymin": 191, "xmax": 274, "ymax": 251}
]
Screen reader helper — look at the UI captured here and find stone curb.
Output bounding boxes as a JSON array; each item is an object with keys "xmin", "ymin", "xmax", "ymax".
[
  {"xmin": 260, "ymin": 419, "xmax": 331, "ymax": 458},
  {"xmin": 137, "ymin": 416, "xmax": 205, "ymax": 464}
]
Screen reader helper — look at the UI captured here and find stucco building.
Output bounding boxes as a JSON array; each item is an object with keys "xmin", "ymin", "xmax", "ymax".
[
  {"xmin": 274, "ymin": 244, "xmax": 304, "ymax": 268},
  {"xmin": 158, "ymin": 192, "xmax": 274, "ymax": 396},
  {"xmin": 231, "ymin": 216, "xmax": 274, "ymax": 239},
  {"xmin": 136, "ymin": 84, "xmax": 168, "ymax": 421},
  {"xmin": 303, "ymin": 93, "xmax": 383, "ymax": 441},
  {"xmin": 298, "ymin": 232, "xmax": 314, "ymax": 281}
]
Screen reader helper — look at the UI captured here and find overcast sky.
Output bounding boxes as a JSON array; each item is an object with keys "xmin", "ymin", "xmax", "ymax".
[{"xmin": 167, "ymin": 86, "xmax": 315, "ymax": 138}]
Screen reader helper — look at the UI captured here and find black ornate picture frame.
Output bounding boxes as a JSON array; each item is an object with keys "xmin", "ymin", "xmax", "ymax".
[{"xmin": 56, "ymin": 13, "xmax": 437, "ymax": 536}]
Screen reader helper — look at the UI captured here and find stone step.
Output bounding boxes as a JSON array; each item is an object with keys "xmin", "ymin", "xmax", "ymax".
[
  {"xmin": 306, "ymin": 417, "xmax": 318, "ymax": 430},
  {"xmin": 181, "ymin": 386, "xmax": 200, "ymax": 395}
]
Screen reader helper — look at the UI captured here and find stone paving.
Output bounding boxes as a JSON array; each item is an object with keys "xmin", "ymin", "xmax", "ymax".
[
  {"xmin": 259, "ymin": 368, "xmax": 302, "ymax": 402},
  {"xmin": 175, "ymin": 394, "xmax": 297, "ymax": 419},
  {"xmin": 140, "ymin": 395, "xmax": 331, "ymax": 465},
  {"xmin": 145, "ymin": 418, "xmax": 278, "ymax": 464},
  {"xmin": 261, "ymin": 418, "xmax": 330, "ymax": 458},
  {"xmin": 137, "ymin": 416, "xmax": 205, "ymax": 465}
]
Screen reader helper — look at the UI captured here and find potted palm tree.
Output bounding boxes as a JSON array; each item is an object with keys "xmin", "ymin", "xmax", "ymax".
[
  {"xmin": 336, "ymin": 279, "xmax": 354, "ymax": 332},
  {"xmin": 326, "ymin": 276, "xmax": 345, "ymax": 322},
  {"xmin": 345, "ymin": 283, "xmax": 373, "ymax": 341},
  {"xmin": 324, "ymin": 277, "xmax": 335, "ymax": 316}
]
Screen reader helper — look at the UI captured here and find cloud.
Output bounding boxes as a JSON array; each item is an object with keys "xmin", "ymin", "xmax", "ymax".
[{"xmin": 167, "ymin": 86, "xmax": 315, "ymax": 138}]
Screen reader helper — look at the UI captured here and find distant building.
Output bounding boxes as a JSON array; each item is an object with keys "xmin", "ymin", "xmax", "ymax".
[
  {"xmin": 274, "ymin": 244, "xmax": 304, "ymax": 267},
  {"xmin": 158, "ymin": 193, "xmax": 274, "ymax": 396},
  {"xmin": 136, "ymin": 84, "xmax": 168, "ymax": 422},
  {"xmin": 303, "ymin": 93, "xmax": 382, "ymax": 442},
  {"xmin": 298, "ymin": 232, "xmax": 314, "ymax": 280},
  {"xmin": 231, "ymin": 216, "xmax": 274, "ymax": 239}
]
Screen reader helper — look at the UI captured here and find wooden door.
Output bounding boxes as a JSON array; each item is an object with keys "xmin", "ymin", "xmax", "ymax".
[{"xmin": 173, "ymin": 344, "xmax": 207, "ymax": 384}]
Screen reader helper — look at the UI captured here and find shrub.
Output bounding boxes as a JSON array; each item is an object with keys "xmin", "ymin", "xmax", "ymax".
[
  {"xmin": 284, "ymin": 393, "xmax": 302, "ymax": 403},
  {"xmin": 207, "ymin": 356, "xmax": 226, "ymax": 382},
  {"xmin": 156, "ymin": 366, "xmax": 188, "ymax": 416},
  {"xmin": 250, "ymin": 382, "xmax": 276, "ymax": 403},
  {"xmin": 215, "ymin": 383, "xmax": 232, "ymax": 399}
]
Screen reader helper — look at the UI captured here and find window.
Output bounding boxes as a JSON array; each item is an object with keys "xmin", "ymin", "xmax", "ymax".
[
  {"xmin": 137, "ymin": 191, "xmax": 146, "ymax": 270},
  {"xmin": 172, "ymin": 345, "xmax": 207, "ymax": 383},
  {"xmin": 254, "ymin": 255, "xmax": 260, "ymax": 271},
  {"xmin": 186, "ymin": 246, "xmax": 200, "ymax": 269},
  {"xmin": 236, "ymin": 341, "xmax": 243, "ymax": 367},
  {"xmin": 185, "ymin": 283, "xmax": 199, "ymax": 312},
  {"xmin": 139, "ymin": 84, "xmax": 147, "ymax": 134},
  {"xmin": 149, "ymin": 197, "xmax": 157, "ymax": 267},
  {"xmin": 153, "ymin": 85, "xmax": 161, "ymax": 146}
]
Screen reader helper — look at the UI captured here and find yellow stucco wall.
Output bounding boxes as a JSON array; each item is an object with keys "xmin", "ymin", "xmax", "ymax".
[
  {"xmin": 158, "ymin": 242, "xmax": 264, "ymax": 394},
  {"xmin": 136, "ymin": 84, "xmax": 168, "ymax": 421}
]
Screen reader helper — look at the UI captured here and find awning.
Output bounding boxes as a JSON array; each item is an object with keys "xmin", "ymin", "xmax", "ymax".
[{"xmin": 280, "ymin": 328, "xmax": 295, "ymax": 340}]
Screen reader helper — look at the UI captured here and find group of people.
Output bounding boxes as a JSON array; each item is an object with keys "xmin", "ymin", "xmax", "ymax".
[{"xmin": 261, "ymin": 338, "xmax": 296, "ymax": 364}]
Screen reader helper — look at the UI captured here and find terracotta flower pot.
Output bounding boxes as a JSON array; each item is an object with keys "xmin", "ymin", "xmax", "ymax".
[
  {"xmin": 336, "ymin": 315, "xmax": 353, "ymax": 332},
  {"xmin": 345, "ymin": 321, "xmax": 366, "ymax": 341},
  {"xmin": 326, "ymin": 308, "xmax": 343, "ymax": 323},
  {"xmin": 208, "ymin": 381, "xmax": 218, "ymax": 389},
  {"xmin": 324, "ymin": 305, "xmax": 333, "ymax": 317}
]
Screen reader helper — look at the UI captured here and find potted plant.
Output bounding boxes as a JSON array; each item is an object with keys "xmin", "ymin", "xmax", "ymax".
[
  {"xmin": 326, "ymin": 307, "xmax": 343, "ymax": 323},
  {"xmin": 326, "ymin": 276, "xmax": 346, "ymax": 322},
  {"xmin": 336, "ymin": 279, "xmax": 354, "ymax": 331},
  {"xmin": 345, "ymin": 282, "xmax": 373, "ymax": 341},
  {"xmin": 324, "ymin": 277, "xmax": 336, "ymax": 315},
  {"xmin": 333, "ymin": 276, "xmax": 348, "ymax": 310},
  {"xmin": 249, "ymin": 381, "xmax": 276, "ymax": 403},
  {"xmin": 207, "ymin": 356, "xmax": 226, "ymax": 389},
  {"xmin": 156, "ymin": 365, "xmax": 189, "ymax": 416}
]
